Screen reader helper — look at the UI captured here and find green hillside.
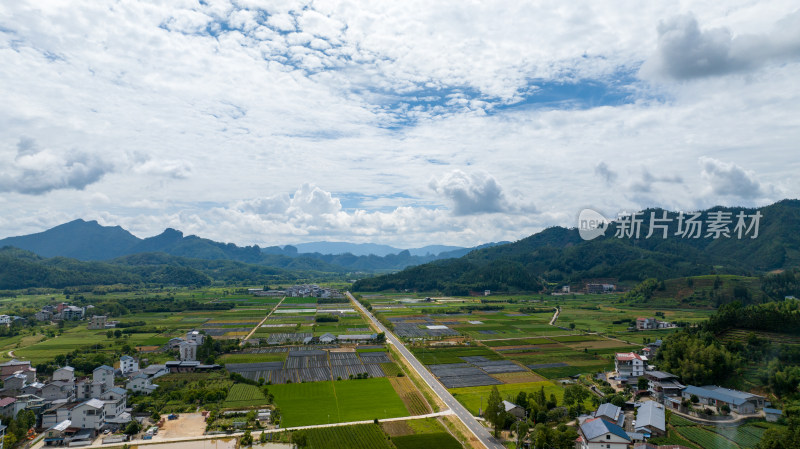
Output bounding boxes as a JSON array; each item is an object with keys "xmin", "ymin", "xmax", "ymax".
[{"xmin": 354, "ymin": 200, "xmax": 800, "ymax": 295}]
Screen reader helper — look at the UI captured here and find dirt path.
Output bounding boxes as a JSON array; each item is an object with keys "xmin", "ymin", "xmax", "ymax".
[
  {"xmin": 549, "ymin": 307, "xmax": 560, "ymax": 325},
  {"xmin": 240, "ymin": 296, "xmax": 285, "ymax": 346}
]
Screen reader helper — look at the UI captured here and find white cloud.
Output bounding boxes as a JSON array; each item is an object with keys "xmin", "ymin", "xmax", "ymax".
[
  {"xmin": 0, "ymin": 138, "xmax": 115, "ymax": 194},
  {"xmin": 0, "ymin": 1, "xmax": 799, "ymax": 247},
  {"xmin": 699, "ymin": 156, "xmax": 772, "ymax": 199},
  {"xmin": 641, "ymin": 11, "xmax": 800, "ymax": 80},
  {"xmin": 595, "ymin": 161, "xmax": 618, "ymax": 185}
]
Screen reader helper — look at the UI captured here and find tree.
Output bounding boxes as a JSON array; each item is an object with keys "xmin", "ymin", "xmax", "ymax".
[
  {"xmin": 240, "ymin": 430, "xmax": 253, "ymax": 446},
  {"xmin": 291, "ymin": 430, "xmax": 307, "ymax": 448},
  {"xmin": 690, "ymin": 394, "xmax": 699, "ymax": 404},
  {"xmin": 515, "ymin": 391, "xmax": 529, "ymax": 411},
  {"xmin": 484, "ymin": 385, "xmax": 504, "ymax": 437},
  {"xmin": 516, "ymin": 421, "xmax": 529, "ymax": 449},
  {"xmin": 259, "ymin": 432, "xmax": 268, "ymax": 444},
  {"xmin": 124, "ymin": 420, "xmax": 142, "ymax": 435},
  {"xmin": 569, "ymin": 323, "xmax": 576, "ymax": 330},
  {"xmin": 637, "ymin": 377, "xmax": 649, "ymax": 391}
]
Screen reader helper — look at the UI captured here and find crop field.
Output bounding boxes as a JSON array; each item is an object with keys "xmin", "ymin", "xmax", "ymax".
[
  {"xmin": 269, "ymin": 378, "xmax": 408, "ymax": 426},
  {"xmin": 389, "ymin": 376, "xmax": 431, "ymax": 415},
  {"xmin": 392, "ymin": 433, "xmax": 463, "ymax": 449},
  {"xmin": 223, "ymin": 384, "xmax": 267, "ymax": 408},
  {"xmin": 677, "ymin": 426, "xmax": 739, "ymax": 449},
  {"xmin": 449, "ymin": 381, "xmax": 565, "ymax": 415},
  {"xmin": 410, "ymin": 346, "xmax": 502, "ymax": 365},
  {"xmin": 300, "ymin": 424, "xmax": 394, "ymax": 449},
  {"xmin": 218, "ymin": 353, "xmax": 287, "ymax": 364},
  {"xmin": 706, "ymin": 425, "xmax": 764, "ymax": 449}
]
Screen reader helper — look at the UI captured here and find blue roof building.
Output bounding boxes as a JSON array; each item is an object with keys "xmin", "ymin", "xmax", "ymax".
[
  {"xmin": 577, "ymin": 417, "xmax": 631, "ymax": 449},
  {"xmin": 634, "ymin": 401, "xmax": 666, "ymax": 436},
  {"xmin": 682, "ymin": 385, "xmax": 765, "ymax": 414}
]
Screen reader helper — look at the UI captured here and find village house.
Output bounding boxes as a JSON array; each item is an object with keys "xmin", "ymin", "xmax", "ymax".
[
  {"xmin": 681, "ymin": 385, "xmax": 765, "ymax": 414},
  {"xmin": 502, "ymin": 400, "xmax": 526, "ymax": 419},
  {"xmin": 87, "ymin": 315, "xmax": 108, "ymax": 330},
  {"xmin": 644, "ymin": 371, "xmax": 684, "ymax": 400},
  {"xmin": 593, "ymin": 403, "xmax": 625, "ymax": 427},
  {"xmin": 53, "ymin": 366, "xmax": 75, "ymax": 382},
  {"xmin": 179, "ymin": 340, "xmax": 199, "ymax": 361},
  {"xmin": 126, "ymin": 373, "xmax": 158, "ymax": 394},
  {"xmin": 0, "ymin": 359, "xmax": 36, "ymax": 382},
  {"xmin": 634, "ymin": 401, "xmax": 666, "ymax": 437},
  {"xmin": 119, "ymin": 355, "xmax": 139, "ymax": 375},
  {"xmin": 615, "ymin": 352, "xmax": 646, "ymax": 378},
  {"xmin": 576, "ymin": 417, "xmax": 631, "ymax": 449}
]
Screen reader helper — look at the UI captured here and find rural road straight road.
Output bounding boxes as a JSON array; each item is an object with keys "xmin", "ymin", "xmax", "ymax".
[{"xmin": 347, "ymin": 292, "xmax": 505, "ymax": 449}]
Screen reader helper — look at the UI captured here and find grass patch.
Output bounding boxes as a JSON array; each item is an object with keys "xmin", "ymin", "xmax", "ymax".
[
  {"xmin": 449, "ymin": 381, "xmax": 564, "ymax": 416},
  {"xmin": 271, "ymin": 378, "xmax": 408, "ymax": 427},
  {"xmin": 392, "ymin": 433, "xmax": 462, "ymax": 449},
  {"xmin": 299, "ymin": 424, "xmax": 393, "ymax": 449},
  {"xmin": 223, "ymin": 384, "xmax": 267, "ymax": 408}
]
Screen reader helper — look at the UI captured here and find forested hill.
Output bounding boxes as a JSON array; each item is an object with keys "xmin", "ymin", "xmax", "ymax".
[
  {"xmin": 0, "ymin": 220, "xmax": 504, "ymax": 272},
  {"xmin": 353, "ymin": 199, "xmax": 800, "ymax": 294},
  {"xmin": 0, "ymin": 247, "xmax": 320, "ymax": 290}
]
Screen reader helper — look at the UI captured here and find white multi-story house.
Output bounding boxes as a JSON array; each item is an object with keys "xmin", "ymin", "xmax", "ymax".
[
  {"xmin": 93, "ymin": 365, "xmax": 115, "ymax": 389},
  {"xmin": 179, "ymin": 341, "xmax": 199, "ymax": 361},
  {"xmin": 615, "ymin": 352, "xmax": 645, "ymax": 378},
  {"xmin": 53, "ymin": 366, "xmax": 75, "ymax": 382},
  {"xmin": 100, "ymin": 387, "xmax": 127, "ymax": 419},
  {"xmin": 186, "ymin": 330, "xmax": 205, "ymax": 345},
  {"xmin": 126, "ymin": 373, "xmax": 158, "ymax": 394},
  {"xmin": 119, "ymin": 356, "xmax": 138, "ymax": 375},
  {"xmin": 0, "ymin": 315, "xmax": 11, "ymax": 325},
  {"xmin": 71, "ymin": 399, "xmax": 106, "ymax": 430},
  {"xmin": 41, "ymin": 381, "xmax": 75, "ymax": 401}
]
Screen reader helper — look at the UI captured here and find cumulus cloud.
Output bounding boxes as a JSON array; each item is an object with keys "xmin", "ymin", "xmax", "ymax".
[
  {"xmin": 641, "ymin": 12, "xmax": 800, "ymax": 80},
  {"xmin": 595, "ymin": 161, "xmax": 618, "ymax": 185},
  {"xmin": 132, "ymin": 158, "xmax": 193, "ymax": 179},
  {"xmin": 699, "ymin": 156, "xmax": 769, "ymax": 199},
  {"xmin": 0, "ymin": 138, "xmax": 115, "ymax": 195},
  {"xmin": 630, "ymin": 168, "xmax": 683, "ymax": 193},
  {"xmin": 429, "ymin": 170, "xmax": 508, "ymax": 215}
]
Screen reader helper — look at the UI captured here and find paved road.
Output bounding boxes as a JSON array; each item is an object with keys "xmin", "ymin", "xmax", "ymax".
[
  {"xmin": 240, "ymin": 296, "xmax": 285, "ymax": 345},
  {"xmin": 347, "ymin": 292, "xmax": 504, "ymax": 449},
  {"xmin": 32, "ymin": 411, "xmax": 457, "ymax": 449}
]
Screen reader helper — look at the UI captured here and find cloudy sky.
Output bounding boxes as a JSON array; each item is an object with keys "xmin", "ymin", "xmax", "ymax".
[{"xmin": 1, "ymin": 1, "xmax": 799, "ymax": 248}]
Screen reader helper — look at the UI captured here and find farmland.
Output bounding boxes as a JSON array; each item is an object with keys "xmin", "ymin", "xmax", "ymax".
[
  {"xmin": 392, "ymin": 432, "xmax": 463, "ymax": 449},
  {"xmin": 268, "ymin": 378, "xmax": 408, "ymax": 427},
  {"xmin": 222, "ymin": 384, "xmax": 267, "ymax": 409},
  {"xmin": 297, "ymin": 424, "xmax": 394, "ymax": 449},
  {"xmin": 449, "ymin": 381, "xmax": 566, "ymax": 415}
]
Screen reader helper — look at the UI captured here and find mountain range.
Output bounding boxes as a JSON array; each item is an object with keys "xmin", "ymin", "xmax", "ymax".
[
  {"xmin": 0, "ymin": 220, "xmax": 505, "ymax": 273},
  {"xmin": 353, "ymin": 199, "xmax": 800, "ymax": 295}
]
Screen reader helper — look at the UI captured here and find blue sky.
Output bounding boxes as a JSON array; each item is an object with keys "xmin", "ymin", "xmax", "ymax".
[{"xmin": 0, "ymin": 1, "xmax": 799, "ymax": 248}]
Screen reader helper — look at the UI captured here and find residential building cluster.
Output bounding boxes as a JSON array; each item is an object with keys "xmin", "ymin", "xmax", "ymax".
[
  {"xmin": 0, "ymin": 357, "xmax": 143, "ymax": 446},
  {"xmin": 249, "ymin": 284, "xmax": 343, "ymax": 298},
  {"xmin": 33, "ymin": 303, "xmax": 95, "ymax": 322},
  {"xmin": 633, "ymin": 317, "xmax": 676, "ymax": 331}
]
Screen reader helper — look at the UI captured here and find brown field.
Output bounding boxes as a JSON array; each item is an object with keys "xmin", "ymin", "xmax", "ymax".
[
  {"xmin": 491, "ymin": 371, "xmax": 547, "ymax": 384},
  {"xmin": 381, "ymin": 420, "xmax": 413, "ymax": 437},
  {"xmin": 389, "ymin": 376, "xmax": 432, "ymax": 415},
  {"xmin": 490, "ymin": 345, "xmax": 540, "ymax": 351},
  {"xmin": 136, "ymin": 345, "xmax": 160, "ymax": 352},
  {"xmin": 564, "ymin": 340, "xmax": 639, "ymax": 350}
]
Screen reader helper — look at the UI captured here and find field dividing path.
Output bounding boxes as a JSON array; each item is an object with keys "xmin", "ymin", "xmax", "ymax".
[
  {"xmin": 347, "ymin": 292, "xmax": 504, "ymax": 449},
  {"xmin": 240, "ymin": 296, "xmax": 285, "ymax": 346},
  {"xmin": 549, "ymin": 307, "xmax": 560, "ymax": 325}
]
